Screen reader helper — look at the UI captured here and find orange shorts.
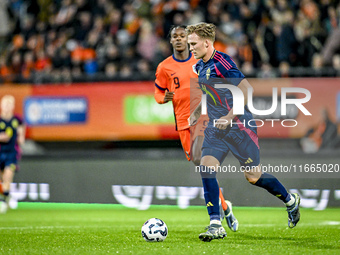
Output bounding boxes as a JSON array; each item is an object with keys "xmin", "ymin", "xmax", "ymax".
[{"xmin": 178, "ymin": 116, "xmax": 209, "ymax": 161}]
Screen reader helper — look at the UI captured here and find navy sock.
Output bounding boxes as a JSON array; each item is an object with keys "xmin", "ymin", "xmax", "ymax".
[
  {"xmin": 253, "ymin": 173, "xmax": 290, "ymax": 203},
  {"xmin": 200, "ymin": 165, "xmax": 220, "ymax": 221}
]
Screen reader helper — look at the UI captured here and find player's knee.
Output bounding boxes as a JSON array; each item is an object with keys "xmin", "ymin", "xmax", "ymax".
[
  {"xmin": 246, "ymin": 177, "xmax": 260, "ymax": 184},
  {"xmin": 244, "ymin": 172, "xmax": 261, "ymax": 184},
  {"xmin": 192, "ymin": 156, "xmax": 201, "ymax": 166}
]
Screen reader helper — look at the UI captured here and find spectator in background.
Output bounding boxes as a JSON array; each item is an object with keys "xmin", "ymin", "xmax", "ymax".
[
  {"xmin": 21, "ymin": 51, "xmax": 35, "ymax": 79},
  {"xmin": 92, "ymin": 0, "xmax": 108, "ymax": 17},
  {"xmin": 71, "ymin": 66, "xmax": 82, "ymax": 79},
  {"xmin": 52, "ymin": 47, "xmax": 72, "ymax": 70},
  {"xmin": 83, "ymin": 55, "xmax": 98, "ymax": 75},
  {"xmin": 120, "ymin": 63, "xmax": 133, "ymax": 78},
  {"xmin": 238, "ymin": 35, "xmax": 253, "ymax": 66},
  {"xmin": 257, "ymin": 62, "xmax": 277, "ymax": 78},
  {"xmin": 279, "ymin": 61, "xmax": 290, "ymax": 77},
  {"xmin": 241, "ymin": 61, "xmax": 255, "ymax": 76},
  {"xmin": 105, "ymin": 62, "xmax": 118, "ymax": 78},
  {"xmin": 107, "ymin": 9, "xmax": 122, "ymax": 38},
  {"xmin": 11, "ymin": 52, "xmax": 22, "ymax": 75},
  {"xmin": 0, "ymin": 0, "xmax": 339, "ymax": 81},
  {"xmin": 321, "ymin": 27, "xmax": 340, "ymax": 66},
  {"xmin": 274, "ymin": 11, "xmax": 298, "ymax": 66},
  {"xmin": 60, "ymin": 66, "xmax": 72, "ymax": 83},
  {"xmin": 0, "ymin": 56, "xmax": 13, "ymax": 82},
  {"xmin": 74, "ymin": 12, "xmax": 92, "ymax": 41},
  {"xmin": 332, "ymin": 54, "xmax": 340, "ymax": 75},
  {"xmin": 21, "ymin": 15, "xmax": 36, "ymax": 40},
  {"xmin": 35, "ymin": 50, "xmax": 51, "ymax": 73},
  {"xmin": 137, "ymin": 20, "xmax": 159, "ymax": 62},
  {"xmin": 0, "ymin": 0, "xmax": 11, "ymax": 53},
  {"xmin": 152, "ymin": 39, "xmax": 172, "ymax": 69},
  {"xmin": 219, "ymin": 12, "xmax": 235, "ymax": 38},
  {"xmin": 312, "ymin": 53, "xmax": 323, "ymax": 70},
  {"xmin": 136, "ymin": 58, "xmax": 151, "ymax": 78},
  {"xmin": 54, "ymin": 0, "xmax": 77, "ymax": 30}
]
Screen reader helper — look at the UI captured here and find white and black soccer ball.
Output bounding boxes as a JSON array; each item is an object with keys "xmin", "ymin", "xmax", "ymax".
[{"xmin": 141, "ymin": 218, "xmax": 168, "ymax": 242}]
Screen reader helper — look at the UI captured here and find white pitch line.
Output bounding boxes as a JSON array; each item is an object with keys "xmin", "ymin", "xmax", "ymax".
[
  {"xmin": 236, "ymin": 221, "xmax": 340, "ymax": 227},
  {"xmin": 0, "ymin": 221, "xmax": 339, "ymax": 231},
  {"xmin": 0, "ymin": 226, "xmax": 82, "ymax": 230}
]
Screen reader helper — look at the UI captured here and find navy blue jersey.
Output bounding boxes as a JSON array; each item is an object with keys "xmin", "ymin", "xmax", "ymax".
[
  {"xmin": 0, "ymin": 115, "xmax": 23, "ymax": 153},
  {"xmin": 195, "ymin": 50, "xmax": 255, "ymax": 131}
]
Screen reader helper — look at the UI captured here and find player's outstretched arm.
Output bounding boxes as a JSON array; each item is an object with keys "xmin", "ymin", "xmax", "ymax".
[{"xmin": 215, "ymin": 79, "xmax": 252, "ymax": 130}]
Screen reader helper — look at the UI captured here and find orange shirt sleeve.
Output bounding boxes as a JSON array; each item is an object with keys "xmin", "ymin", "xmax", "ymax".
[{"xmin": 154, "ymin": 63, "xmax": 168, "ymax": 104}]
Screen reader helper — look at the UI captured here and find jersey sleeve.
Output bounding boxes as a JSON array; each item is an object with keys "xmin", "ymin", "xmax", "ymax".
[
  {"xmin": 14, "ymin": 115, "xmax": 24, "ymax": 125},
  {"xmin": 154, "ymin": 63, "xmax": 168, "ymax": 104},
  {"xmin": 214, "ymin": 56, "xmax": 245, "ymax": 86}
]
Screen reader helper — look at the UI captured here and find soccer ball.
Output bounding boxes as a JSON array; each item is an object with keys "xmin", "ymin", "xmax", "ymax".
[{"xmin": 141, "ymin": 218, "xmax": 168, "ymax": 242}]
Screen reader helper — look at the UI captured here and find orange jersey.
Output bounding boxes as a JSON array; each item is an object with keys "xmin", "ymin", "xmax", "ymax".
[{"xmin": 154, "ymin": 52, "xmax": 198, "ymax": 130}]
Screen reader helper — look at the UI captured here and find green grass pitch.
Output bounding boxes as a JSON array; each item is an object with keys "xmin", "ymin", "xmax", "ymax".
[{"xmin": 1, "ymin": 203, "xmax": 340, "ymax": 255}]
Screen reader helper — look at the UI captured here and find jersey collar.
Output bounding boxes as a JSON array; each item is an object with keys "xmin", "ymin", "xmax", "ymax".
[
  {"xmin": 210, "ymin": 49, "xmax": 216, "ymax": 59},
  {"xmin": 172, "ymin": 52, "xmax": 192, "ymax": 62}
]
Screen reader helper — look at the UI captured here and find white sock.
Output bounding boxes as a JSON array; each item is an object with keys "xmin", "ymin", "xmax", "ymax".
[
  {"xmin": 210, "ymin": 219, "xmax": 221, "ymax": 225},
  {"xmin": 285, "ymin": 194, "xmax": 295, "ymax": 207}
]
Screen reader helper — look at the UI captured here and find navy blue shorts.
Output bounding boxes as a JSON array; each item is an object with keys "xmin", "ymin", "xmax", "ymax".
[
  {"xmin": 0, "ymin": 152, "xmax": 18, "ymax": 171},
  {"xmin": 201, "ymin": 127, "xmax": 260, "ymax": 167}
]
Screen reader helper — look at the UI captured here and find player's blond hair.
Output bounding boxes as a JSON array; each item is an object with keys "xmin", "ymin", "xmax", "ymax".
[
  {"xmin": 186, "ymin": 23, "xmax": 216, "ymax": 42},
  {"xmin": 1, "ymin": 95, "xmax": 15, "ymax": 104}
]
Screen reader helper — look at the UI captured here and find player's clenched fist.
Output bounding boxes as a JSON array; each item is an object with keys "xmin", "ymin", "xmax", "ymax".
[
  {"xmin": 214, "ymin": 116, "xmax": 232, "ymax": 130},
  {"xmin": 163, "ymin": 91, "xmax": 175, "ymax": 103}
]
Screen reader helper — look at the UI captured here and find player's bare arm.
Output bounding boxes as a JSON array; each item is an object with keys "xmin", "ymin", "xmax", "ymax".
[
  {"xmin": 17, "ymin": 124, "xmax": 26, "ymax": 146},
  {"xmin": 0, "ymin": 132, "xmax": 10, "ymax": 142},
  {"xmin": 188, "ymin": 101, "xmax": 201, "ymax": 126},
  {"xmin": 215, "ymin": 79, "xmax": 252, "ymax": 130}
]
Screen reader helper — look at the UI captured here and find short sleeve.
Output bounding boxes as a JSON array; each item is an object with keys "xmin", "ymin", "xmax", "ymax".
[
  {"xmin": 214, "ymin": 56, "xmax": 245, "ymax": 86},
  {"xmin": 155, "ymin": 63, "xmax": 168, "ymax": 91}
]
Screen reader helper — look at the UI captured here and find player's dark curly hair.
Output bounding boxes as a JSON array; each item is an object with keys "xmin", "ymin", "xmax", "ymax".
[{"xmin": 168, "ymin": 25, "xmax": 187, "ymax": 38}]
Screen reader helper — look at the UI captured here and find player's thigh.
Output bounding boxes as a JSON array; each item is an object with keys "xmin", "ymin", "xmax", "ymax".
[
  {"xmin": 227, "ymin": 131, "xmax": 260, "ymax": 176},
  {"xmin": 201, "ymin": 128, "xmax": 229, "ymax": 167},
  {"xmin": 2, "ymin": 154, "xmax": 16, "ymax": 183},
  {"xmin": 3, "ymin": 153, "xmax": 17, "ymax": 173}
]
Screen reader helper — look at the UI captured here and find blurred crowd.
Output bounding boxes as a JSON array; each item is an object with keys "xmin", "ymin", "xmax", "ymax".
[{"xmin": 0, "ymin": 0, "xmax": 340, "ymax": 83}]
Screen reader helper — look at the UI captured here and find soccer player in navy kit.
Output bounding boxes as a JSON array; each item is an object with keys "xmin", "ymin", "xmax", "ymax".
[
  {"xmin": 0, "ymin": 95, "xmax": 25, "ymax": 213},
  {"xmin": 186, "ymin": 23, "xmax": 301, "ymax": 242}
]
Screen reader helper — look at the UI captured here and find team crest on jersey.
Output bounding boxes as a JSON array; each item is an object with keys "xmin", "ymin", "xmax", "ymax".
[
  {"xmin": 206, "ymin": 68, "xmax": 211, "ymax": 80},
  {"xmin": 12, "ymin": 119, "xmax": 19, "ymax": 128}
]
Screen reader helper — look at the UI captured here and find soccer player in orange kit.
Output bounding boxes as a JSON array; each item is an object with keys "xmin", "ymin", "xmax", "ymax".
[{"xmin": 154, "ymin": 26, "xmax": 238, "ymax": 232}]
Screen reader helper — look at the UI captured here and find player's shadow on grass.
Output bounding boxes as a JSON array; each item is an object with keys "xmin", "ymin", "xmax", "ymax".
[{"xmin": 235, "ymin": 234, "xmax": 340, "ymax": 250}]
